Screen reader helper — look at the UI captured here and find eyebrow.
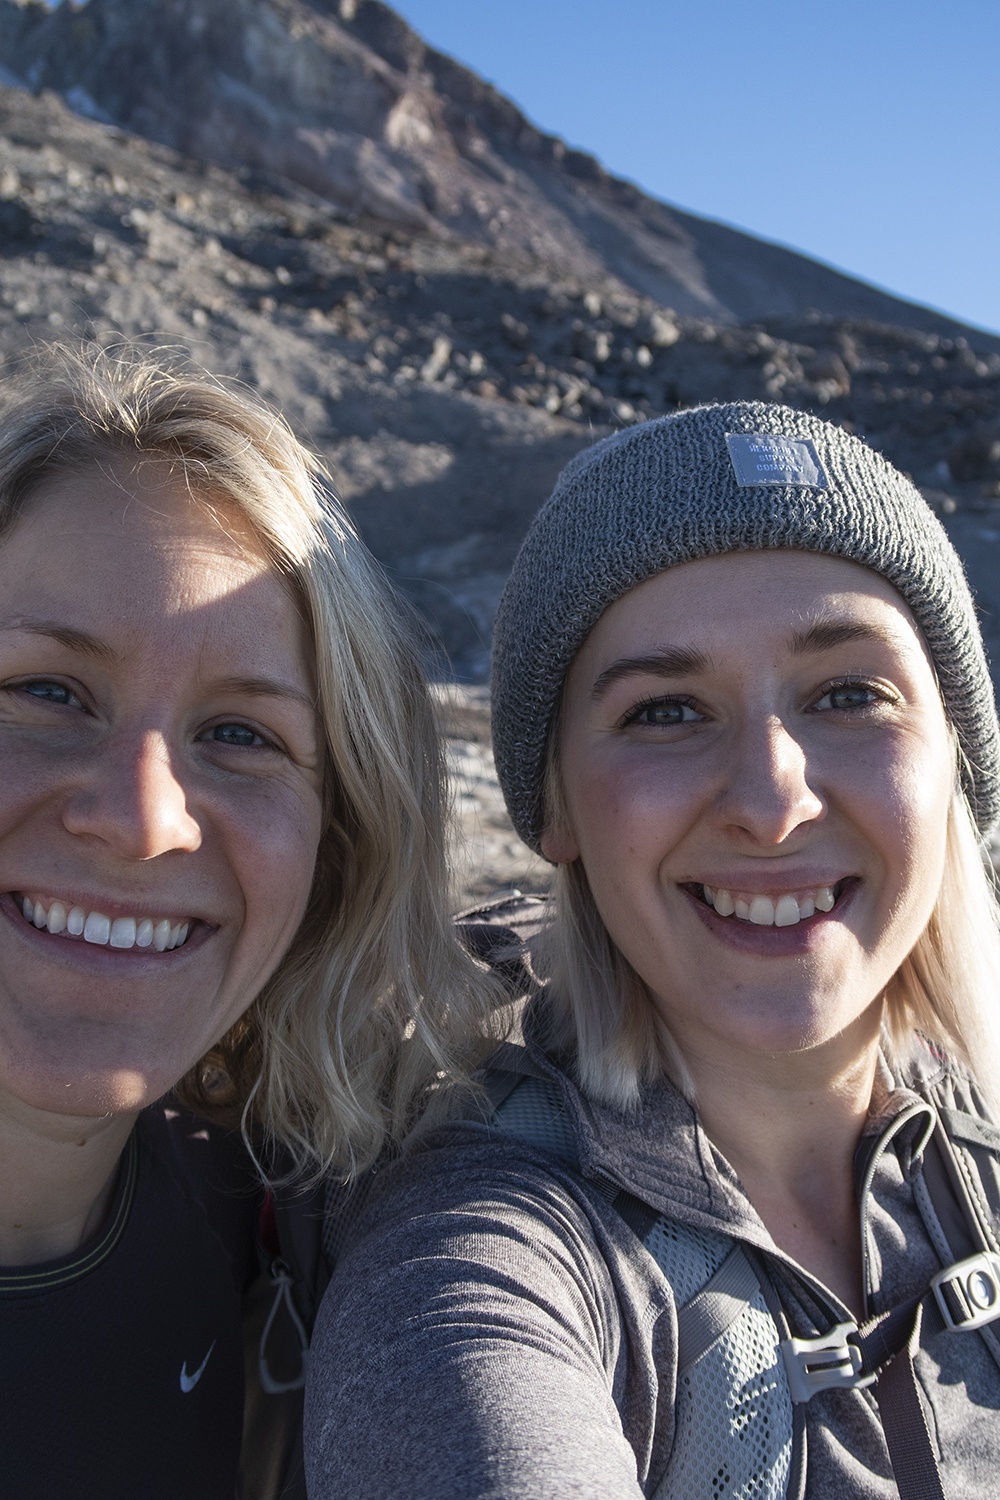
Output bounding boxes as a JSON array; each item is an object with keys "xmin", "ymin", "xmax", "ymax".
[
  {"xmin": 211, "ymin": 676, "xmax": 318, "ymax": 713},
  {"xmin": 789, "ymin": 619, "xmax": 899, "ymax": 655},
  {"xmin": 1, "ymin": 620, "xmax": 119, "ymax": 665},
  {"xmin": 590, "ymin": 619, "xmax": 902, "ymax": 699},
  {"xmin": 0, "ymin": 623, "xmax": 317, "ymax": 712},
  {"xmin": 591, "ymin": 647, "xmax": 710, "ymax": 699}
]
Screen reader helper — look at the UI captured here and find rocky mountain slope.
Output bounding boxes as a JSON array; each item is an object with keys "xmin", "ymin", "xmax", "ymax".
[
  {"xmin": 3, "ymin": 0, "xmax": 994, "ymax": 337},
  {"xmin": 1, "ymin": 0, "xmax": 1000, "ymax": 897}
]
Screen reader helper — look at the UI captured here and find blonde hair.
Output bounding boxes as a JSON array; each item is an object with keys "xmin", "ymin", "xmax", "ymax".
[
  {"xmin": 538, "ymin": 727, "xmax": 1000, "ymax": 1116},
  {"xmin": 0, "ymin": 344, "xmax": 499, "ymax": 1175}
]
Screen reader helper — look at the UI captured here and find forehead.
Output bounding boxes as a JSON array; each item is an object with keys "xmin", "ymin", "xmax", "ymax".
[
  {"xmin": 0, "ymin": 456, "xmax": 312, "ymax": 672},
  {"xmin": 21, "ymin": 454, "xmax": 266, "ymax": 556},
  {"xmin": 580, "ymin": 550, "xmax": 925, "ymax": 657},
  {"xmin": 4, "ymin": 456, "xmax": 280, "ymax": 609}
]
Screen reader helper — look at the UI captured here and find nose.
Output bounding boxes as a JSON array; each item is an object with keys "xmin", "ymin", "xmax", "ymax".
[
  {"xmin": 716, "ymin": 714, "xmax": 825, "ymax": 845},
  {"xmin": 62, "ymin": 729, "xmax": 203, "ymax": 860}
]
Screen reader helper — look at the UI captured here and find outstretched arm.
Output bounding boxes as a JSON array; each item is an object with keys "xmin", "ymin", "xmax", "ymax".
[{"xmin": 304, "ymin": 1142, "xmax": 648, "ymax": 1500}]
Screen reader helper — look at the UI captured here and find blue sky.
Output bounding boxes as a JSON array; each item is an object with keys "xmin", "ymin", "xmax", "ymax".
[{"xmin": 391, "ymin": 0, "xmax": 1000, "ymax": 335}]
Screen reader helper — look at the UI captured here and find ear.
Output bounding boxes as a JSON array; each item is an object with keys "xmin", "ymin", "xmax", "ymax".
[{"xmin": 540, "ymin": 818, "xmax": 580, "ymax": 864}]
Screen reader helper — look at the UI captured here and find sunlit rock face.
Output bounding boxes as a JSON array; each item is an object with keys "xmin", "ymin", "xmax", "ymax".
[{"xmin": 0, "ymin": 0, "xmax": 724, "ymax": 311}]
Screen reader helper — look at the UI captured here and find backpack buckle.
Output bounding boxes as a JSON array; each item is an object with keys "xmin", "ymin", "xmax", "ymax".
[
  {"xmin": 931, "ymin": 1251, "xmax": 1000, "ymax": 1332},
  {"xmin": 780, "ymin": 1322, "xmax": 874, "ymax": 1403}
]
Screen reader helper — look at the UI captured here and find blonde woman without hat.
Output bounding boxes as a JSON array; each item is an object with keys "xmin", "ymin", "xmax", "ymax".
[
  {"xmin": 307, "ymin": 404, "xmax": 1000, "ymax": 1500},
  {"xmin": 0, "ymin": 346, "xmax": 494, "ymax": 1500}
]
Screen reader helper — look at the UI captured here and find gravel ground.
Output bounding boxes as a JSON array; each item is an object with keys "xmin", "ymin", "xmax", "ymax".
[{"xmin": 434, "ymin": 684, "xmax": 552, "ymax": 907}]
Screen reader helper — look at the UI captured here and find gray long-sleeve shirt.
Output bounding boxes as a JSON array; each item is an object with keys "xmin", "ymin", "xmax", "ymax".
[{"xmin": 305, "ymin": 1040, "xmax": 1000, "ymax": 1498}]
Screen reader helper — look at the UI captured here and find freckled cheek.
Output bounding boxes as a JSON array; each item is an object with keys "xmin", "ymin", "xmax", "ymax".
[
  {"xmin": 844, "ymin": 742, "xmax": 952, "ymax": 897},
  {"xmin": 220, "ymin": 788, "xmax": 323, "ymax": 939},
  {"xmin": 569, "ymin": 755, "xmax": 697, "ymax": 864}
]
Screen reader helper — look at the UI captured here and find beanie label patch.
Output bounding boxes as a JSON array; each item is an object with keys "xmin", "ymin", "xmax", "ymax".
[{"xmin": 725, "ymin": 433, "xmax": 828, "ymax": 488}]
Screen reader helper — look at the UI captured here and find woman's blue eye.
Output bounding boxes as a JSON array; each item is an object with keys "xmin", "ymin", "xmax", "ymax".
[
  {"xmin": 815, "ymin": 681, "xmax": 883, "ymax": 712},
  {"xmin": 205, "ymin": 723, "xmax": 266, "ymax": 748},
  {"xmin": 626, "ymin": 697, "xmax": 699, "ymax": 727},
  {"xmin": 21, "ymin": 680, "xmax": 78, "ymax": 705}
]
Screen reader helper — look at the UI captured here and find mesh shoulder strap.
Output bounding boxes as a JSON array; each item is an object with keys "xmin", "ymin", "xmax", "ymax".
[
  {"xmin": 492, "ymin": 1074, "xmax": 794, "ymax": 1500},
  {"xmin": 492, "ymin": 1071, "xmax": 575, "ymax": 1160}
]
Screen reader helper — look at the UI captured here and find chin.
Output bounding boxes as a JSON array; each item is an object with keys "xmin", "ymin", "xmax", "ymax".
[
  {"xmin": 86, "ymin": 1068, "xmax": 169, "ymax": 1115},
  {"xmin": 689, "ymin": 989, "xmax": 877, "ymax": 1058},
  {"xmin": 11, "ymin": 1059, "xmax": 182, "ymax": 1119}
]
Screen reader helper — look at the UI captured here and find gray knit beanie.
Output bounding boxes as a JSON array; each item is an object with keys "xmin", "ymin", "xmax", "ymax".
[{"xmin": 491, "ymin": 401, "xmax": 1000, "ymax": 853}]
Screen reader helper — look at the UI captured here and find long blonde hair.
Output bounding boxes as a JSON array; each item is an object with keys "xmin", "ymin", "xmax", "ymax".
[
  {"xmin": 0, "ymin": 344, "xmax": 500, "ymax": 1175},
  {"xmin": 538, "ymin": 725, "xmax": 1000, "ymax": 1116}
]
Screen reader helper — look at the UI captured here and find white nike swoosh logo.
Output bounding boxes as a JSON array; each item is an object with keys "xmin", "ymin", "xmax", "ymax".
[{"xmin": 179, "ymin": 1339, "xmax": 217, "ymax": 1394}]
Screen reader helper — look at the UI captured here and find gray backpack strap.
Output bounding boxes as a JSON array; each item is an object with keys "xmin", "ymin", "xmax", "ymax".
[
  {"xmin": 675, "ymin": 1243, "xmax": 763, "ymax": 1368},
  {"xmin": 489, "ymin": 1069, "xmax": 575, "ymax": 1158},
  {"xmin": 911, "ymin": 1112, "xmax": 1000, "ymax": 1375}
]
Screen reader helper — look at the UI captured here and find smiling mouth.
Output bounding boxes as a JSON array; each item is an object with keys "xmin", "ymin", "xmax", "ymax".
[
  {"xmin": 15, "ymin": 894, "xmax": 193, "ymax": 952},
  {"xmin": 692, "ymin": 880, "xmax": 849, "ymax": 928}
]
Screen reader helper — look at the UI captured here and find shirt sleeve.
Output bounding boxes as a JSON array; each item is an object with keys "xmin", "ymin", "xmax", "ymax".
[{"xmin": 304, "ymin": 1138, "xmax": 648, "ymax": 1500}]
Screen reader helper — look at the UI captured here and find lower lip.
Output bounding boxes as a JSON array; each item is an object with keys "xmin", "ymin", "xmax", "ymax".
[
  {"xmin": 0, "ymin": 893, "xmax": 207, "ymax": 973},
  {"xmin": 684, "ymin": 881, "xmax": 857, "ymax": 956}
]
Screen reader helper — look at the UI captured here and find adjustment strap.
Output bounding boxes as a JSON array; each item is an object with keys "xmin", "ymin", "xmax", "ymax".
[
  {"xmin": 852, "ymin": 1295, "xmax": 923, "ymax": 1374},
  {"xmin": 875, "ymin": 1302, "xmax": 946, "ymax": 1500},
  {"xmin": 780, "ymin": 1296, "xmax": 946, "ymax": 1499},
  {"xmin": 675, "ymin": 1244, "xmax": 762, "ymax": 1369},
  {"xmin": 779, "ymin": 1295, "xmax": 918, "ymax": 1404}
]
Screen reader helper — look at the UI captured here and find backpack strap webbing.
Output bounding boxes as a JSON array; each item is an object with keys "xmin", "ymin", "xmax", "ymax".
[
  {"xmin": 875, "ymin": 1303, "xmax": 946, "ymax": 1500},
  {"xmin": 674, "ymin": 1243, "xmax": 764, "ymax": 1368}
]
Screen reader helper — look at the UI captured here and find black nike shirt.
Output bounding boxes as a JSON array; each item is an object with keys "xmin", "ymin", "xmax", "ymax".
[{"xmin": 0, "ymin": 1103, "xmax": 261, "ymax": 1500}]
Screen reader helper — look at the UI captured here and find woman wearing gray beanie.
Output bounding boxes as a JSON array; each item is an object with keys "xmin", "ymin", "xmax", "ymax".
[{"xmin": 306, "ymin": 404, "xmax": 1000, "ymax": 1500}]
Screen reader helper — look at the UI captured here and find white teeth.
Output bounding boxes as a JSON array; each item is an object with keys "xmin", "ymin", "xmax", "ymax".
[
  {"xmin": 702, "ymin": 883, "xmax": 841, "ymax": 927},
  {"xmin": 84, "ymin": 911, "xmax": 111, "ymax": 946},
  {"xmin": 774, "ymin": 895, "xmax": 801, "ymax": 928},
  {"xmin": 18, "ymin": 896, "xmax": 192, "ymax": 951},
  {"xmin": 109, "ymin": 917, "xmax": 136, "ymax": 949},
  {"xmin": 712, "ymin": 889, "xmax": 736, "ymax": 917},
  {"xmin": 748, "ymin": 896, "xmax": 775, "ymax": 926}
]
